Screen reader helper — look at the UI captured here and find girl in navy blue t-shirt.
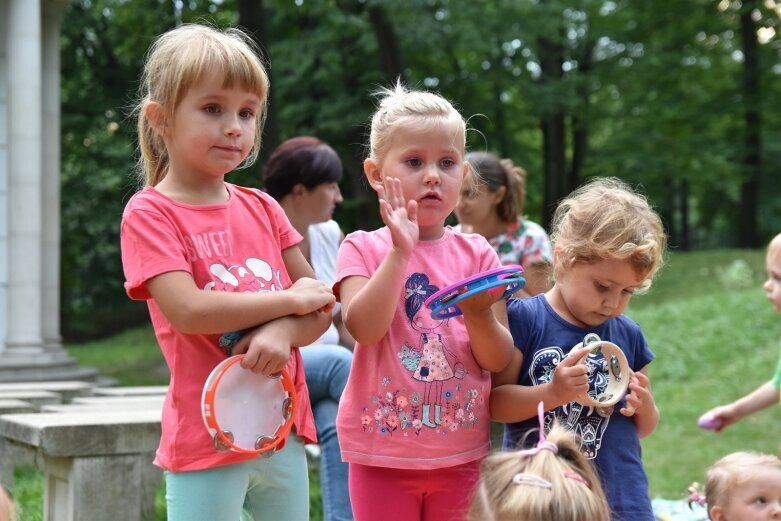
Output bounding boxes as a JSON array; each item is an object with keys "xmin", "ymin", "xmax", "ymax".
[{"xmin": 490, "ymin": 177, "xmax": 667, "ymax": 521}]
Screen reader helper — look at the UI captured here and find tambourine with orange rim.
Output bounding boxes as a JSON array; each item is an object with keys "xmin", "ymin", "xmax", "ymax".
[{"xmin": 201, "ymin": 354, "xmax": 296, "ymax": 456}]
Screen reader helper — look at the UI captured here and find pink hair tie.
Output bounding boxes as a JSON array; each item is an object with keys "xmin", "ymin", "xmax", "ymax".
[
  {"xmin": 688, "ymin": 484, "xmax": 707, "ymax": 507},
  {"xmin": 564, "ymin": 471, "xmax": 591, "ymax": 488},
  {"xmin": 518, "ymin": 401, "xmax": 558, "ymax": 457}
]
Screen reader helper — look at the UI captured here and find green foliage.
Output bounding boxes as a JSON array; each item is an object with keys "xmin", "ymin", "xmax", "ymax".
[{"xmin": 58, "ymin": 0, "xmax": 781, "ymax": 338}]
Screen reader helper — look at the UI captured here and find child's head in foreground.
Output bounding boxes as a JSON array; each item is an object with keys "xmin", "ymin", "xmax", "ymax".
[
  {"xmin": 690, "ymin": 451, "xmax": 781, "ymax": 521},
  {"xmin": 135, "ymin": 23, "xmax": 269, "ymax": 186},
  {"xmin": 764, "ymin": 233, "xmax": 781, "ymax": 313},
  {"xmin": 468, "ymin": 409, "xmax": 610, "ymax": 521},
  {"xmin": 550, "ymin": 177, "xmax": 666, "ymax": 293}
]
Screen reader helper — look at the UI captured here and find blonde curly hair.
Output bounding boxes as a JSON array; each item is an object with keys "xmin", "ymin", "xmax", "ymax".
[{"xmin": 550, "ymin": 177, "xmax": 666, "ymax": 293}]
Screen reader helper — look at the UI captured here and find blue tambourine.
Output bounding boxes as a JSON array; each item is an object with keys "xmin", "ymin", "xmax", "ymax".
[{"xmin": 424, "ymin": 265, "xmax": 525, "ymax": 319}]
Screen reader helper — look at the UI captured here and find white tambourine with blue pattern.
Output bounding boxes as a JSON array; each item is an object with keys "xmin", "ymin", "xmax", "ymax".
[{"xmin": 567, "ymin": 333, "xmax": 630, "ymax": 408}]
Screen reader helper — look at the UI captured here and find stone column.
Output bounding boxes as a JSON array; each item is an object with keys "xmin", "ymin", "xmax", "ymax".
[
  {"xmin": 42, "ymin": 0, "xmax": 66, "ymax": 352},
  {"xmin": 6, "ymin": 0, "xmax": 44, "ymax": 356},
  {"xmin": 0, "ymin": 0, "xmax": 96, "ymax": 381}
]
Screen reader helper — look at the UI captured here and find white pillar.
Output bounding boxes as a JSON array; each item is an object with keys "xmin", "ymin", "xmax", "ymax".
[
  {"xmin": 0, "ymin": 1, "xmax": 9, "ymax": 354},
  {"xmin": 42, "ymin": 0, "xmax": 66, "ymax": 351},
  {"xmin": 0, "ymin": 0, "xmax": 96, "ymax": 381},
  {"xmin": 7, "ymin": 0, "xmax": 44, "ymax": 355}
]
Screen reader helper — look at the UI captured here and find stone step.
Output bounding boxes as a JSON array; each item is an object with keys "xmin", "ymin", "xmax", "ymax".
[
  {"xmin": 0, "ymin": 381, "xmax": 95, "ymax": 403},
  {"xmin": 92, "ymin": 386, "xmax": 168, "ymax": 397},
  {"xmin": 0, "ymin": 390, "xmax": 61, "ymax": 408},
  {"xmin": 0, "ymin": 399, "xmax": 35, "ymax": 415}
]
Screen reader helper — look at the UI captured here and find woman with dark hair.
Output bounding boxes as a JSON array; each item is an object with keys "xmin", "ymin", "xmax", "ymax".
[
  {"xmin": 455, "ymin": 152, "xmax": 552, "ymax": 297},
  {"xmin": 263, "ymin": 136, "xmax": 354, "ymax": 521}
]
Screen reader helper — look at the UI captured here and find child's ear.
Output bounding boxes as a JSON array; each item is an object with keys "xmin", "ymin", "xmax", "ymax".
[
  {"xmin": 364, "ymin": 158, "xmax": 383, "ymax": 191},
  {"xmin": 709, "ymin": 506, "xmax": 725, "ymax": 521},
  {"xmin": 552, "ymin": 245, "xmax": 563, "ymax": 264},
  {"xmin": 145, "ymin": 102, "xmax": 168, "ymax": 136}
]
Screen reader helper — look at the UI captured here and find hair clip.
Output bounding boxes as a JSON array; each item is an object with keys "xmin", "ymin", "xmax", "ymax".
[
  {"xmin": 518, "ymin": 401, "xmax": 558, "ymax": 457},
  {"xmin": 688, "ymin": 484, "xmax": 707, "ymax": 507},
  {"xmin": 564, "ymin": 471, "xmax": 591, "ymax": 488},
  {"xmin": 512, "ymin": 472, "xmax": 553, "ymax": 489}
]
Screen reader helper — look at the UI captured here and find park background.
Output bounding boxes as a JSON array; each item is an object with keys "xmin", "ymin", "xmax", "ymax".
[{"xmin": 29, "ymin": 0, "xmax": 781, "ymax": 518}]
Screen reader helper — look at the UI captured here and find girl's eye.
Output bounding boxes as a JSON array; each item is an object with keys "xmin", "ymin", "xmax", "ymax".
[
  {"xmin": 407, "ymin": 158, "xmax": 422, "ymax": 168},
  {"xmin": 596, "ymin": 283, "xmax": 610, "ymax": 292},
  {"xmin": 239, "ymin": 109, "xmax": 255, "ymax": 119},
  {"xmin": 204, "ymin": 104, "xmax": 220, "ymax": 114},
  {"xmin": 441, "ymin": 159, "xmax": 456, "ymax": 168},
  {"xmin": 752, "ymin": 496, "xmax": 768, "ymax": 505}
]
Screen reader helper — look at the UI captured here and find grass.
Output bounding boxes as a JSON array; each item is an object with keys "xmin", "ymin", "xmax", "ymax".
[
  {"xmin": 10, "ymin": 248, "xmax": 781, "ymax": 518},
  {"xmin": 629, "ymin": 248, "xmax": 781, "ymax": 499}
]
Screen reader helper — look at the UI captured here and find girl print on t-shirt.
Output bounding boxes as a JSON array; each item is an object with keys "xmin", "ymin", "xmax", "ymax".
[{"xmin": 359, "ymin": 272, "xmax": 486, "ymax": 438}]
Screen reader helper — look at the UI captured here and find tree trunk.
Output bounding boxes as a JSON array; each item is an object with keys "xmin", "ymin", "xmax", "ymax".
[
  {"xmin": 570, "ymin": 40, "xmax": 592, "ymax": 193},
  {"xmin": 738, "ymin": 1, "xmax": 761, "ymax": 248},
  {"xmin": 538, "ymin": 34, "xmax": 567, "ymax": 231},
  {"xmin": 680, "ymin": 177, "xmax": 690, "ymax": 251},
  {"xmin": 367, "ymin": 5, "xmax": 405, "ymax": 84},
  {"xmin": 488, "ymin": 41, "xmax": 509, "ymax": 158},
  {"xmin": 238, "ymin": 0, "xmax": 280, "ymax": 172}
]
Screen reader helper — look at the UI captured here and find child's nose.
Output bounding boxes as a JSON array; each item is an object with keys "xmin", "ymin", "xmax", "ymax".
[
  {"xmin": 603, "ymin": 293, "xmax": 619, "ymax": 309},
  {"xmin": 423, "ymin": 164, "xmax": 441, "ymax": 184},
  {"xmin": 225, "ymin": 114, "xmax": 242, "ymax": 136}
]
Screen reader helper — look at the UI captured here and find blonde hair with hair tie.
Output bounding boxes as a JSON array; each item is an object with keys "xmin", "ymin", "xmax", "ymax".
[
  {"xmin": 367, "ymin": 81, "xmax": 467, "ymax": 168},
  {"xmin": 468, "ymin": 403, "xmax": 610, "ymax": 521}
]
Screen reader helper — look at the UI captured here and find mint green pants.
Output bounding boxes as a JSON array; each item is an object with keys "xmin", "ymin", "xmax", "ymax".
[{"xmin": 165, "ymin": 434, "xmax": 309, "ymax": 521}]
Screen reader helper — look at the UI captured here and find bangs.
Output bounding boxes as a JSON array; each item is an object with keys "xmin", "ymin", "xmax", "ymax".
[{"xmin": 167, "ymin": 32, "xmax": 268, "ymax": 108}]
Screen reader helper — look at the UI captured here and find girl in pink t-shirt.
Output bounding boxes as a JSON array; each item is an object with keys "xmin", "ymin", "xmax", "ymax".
[
  {"xmin": 120, "ymin": 24, "xmax": 334, "ymax": 521},
  {"xmin": 335, "ymin": 82, "xmax": 515, "ymax": 521}
]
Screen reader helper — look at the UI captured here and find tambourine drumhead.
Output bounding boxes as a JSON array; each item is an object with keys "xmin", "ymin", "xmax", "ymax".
[
  {"xmin": 568, "ymin": 340, "xmax": 630, "ymax": 408},
  {"xmin": 201, "ymin": 355, "xmax": 296, "ymax": 455}
]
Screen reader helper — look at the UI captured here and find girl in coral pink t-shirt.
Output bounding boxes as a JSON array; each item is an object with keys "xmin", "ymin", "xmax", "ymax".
[{"xmin": 120, "ymin": 24, "xmax": 334, "ymax": 521}]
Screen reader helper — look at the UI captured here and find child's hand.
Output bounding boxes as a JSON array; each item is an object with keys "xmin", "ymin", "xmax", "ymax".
[
  {"xmin": 233, "ymin": 320, "xmax": 294, "ymax": 376},
  {"xmin": 288, "ymin": 277, "xmax": 336, "ymax": 315},
  {"xmin": 698, "ymin": 405, "xmax": 739, "ymax": 432},
  {"xmin": 620, "ymin": 370, "xmax": 654, "ymax": 417},
  {"xmin": 550, "ymin": 346, "xmax": 591, "ymax": 404},
  {"xmin": 377, "ymin": 177, "xmax": 418, "ymax": 256},
  {"xmin": 456, "ymin": 286, "xmax": 503, "ymax": 317}
]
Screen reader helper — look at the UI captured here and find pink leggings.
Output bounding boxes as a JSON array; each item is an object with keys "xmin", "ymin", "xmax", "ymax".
[{"xmin": 349, "ymin": 460, "xmax": 481, "ymax": 521}]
